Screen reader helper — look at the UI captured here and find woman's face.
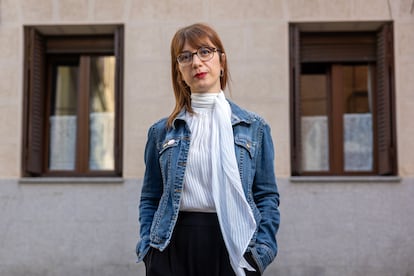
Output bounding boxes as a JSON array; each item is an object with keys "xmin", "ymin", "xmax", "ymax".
[{"xmin": 178, "ymin": 40, "xmax": 224, "ymax": 93}]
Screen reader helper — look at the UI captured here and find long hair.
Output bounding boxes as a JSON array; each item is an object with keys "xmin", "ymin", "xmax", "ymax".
[{"xmin": 167, "ymin": 23, "xmax": 230, "ymax": 127}]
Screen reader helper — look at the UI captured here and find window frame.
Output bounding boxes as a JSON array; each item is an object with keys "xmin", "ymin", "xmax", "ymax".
[
  {"xmin": 22, "ymin": 25, "xmax": 124, "ymax": 177},
  {"xmin": 289, "ymin": 22, "xmax": 397, "ymax": 176}
]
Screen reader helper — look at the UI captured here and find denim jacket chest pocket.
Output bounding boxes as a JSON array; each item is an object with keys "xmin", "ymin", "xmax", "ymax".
[
  {"xmin": 234, "ymin": 134, "xmax": 256, "ymax": 159},
  {"xmin": 234, "ymin": 133, "xmax": 257, "ymax": 188},
  {"xmin": 158, "ymin": 138, "xmax": 181, "ymax": 181},
  {"xmin": 158, "ymin": 135, "xmax": 190, "ymax": 191},
  {"xmin": 159, "ymin": 138, "xmax": 180, "ymax": 154}
]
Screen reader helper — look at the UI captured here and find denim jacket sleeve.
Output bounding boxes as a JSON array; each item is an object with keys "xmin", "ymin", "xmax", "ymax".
[
  {"xmin": 136, "ymin": 124, "xmax": 164, "ymax": 262},
  {"xmin": 250, "ymin": 122, "xmax": 280, "ymax": 273}
]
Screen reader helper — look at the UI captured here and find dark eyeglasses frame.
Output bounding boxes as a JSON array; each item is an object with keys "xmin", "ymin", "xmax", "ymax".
[{"xmin": 176, "ymin": 46, "xmax": 220, "ymax": 66}]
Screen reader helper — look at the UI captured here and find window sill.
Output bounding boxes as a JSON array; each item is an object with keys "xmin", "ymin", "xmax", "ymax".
[
  {"xmin": 19, "ymin": 177, "xmax": 124, "ymax": 184},
  {"xmin": 289, "ymin": 176, "xmax": 401, "ymax": 183}
]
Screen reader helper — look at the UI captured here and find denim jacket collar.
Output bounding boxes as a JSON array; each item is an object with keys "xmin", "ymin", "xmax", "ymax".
[{"xmin": 172, "ymin": 99, "xmax": 253, "ymax": 129}]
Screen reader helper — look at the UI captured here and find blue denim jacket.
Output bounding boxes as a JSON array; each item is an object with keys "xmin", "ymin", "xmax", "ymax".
[{"xmin": 136, "ymin": 100, "xmax": 280, "ymax": 273}]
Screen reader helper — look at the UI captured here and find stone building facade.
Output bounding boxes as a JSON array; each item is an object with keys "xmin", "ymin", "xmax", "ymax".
[{"xmin": 0, "ymin": 0, "xmax": 413, "ymax": 275}]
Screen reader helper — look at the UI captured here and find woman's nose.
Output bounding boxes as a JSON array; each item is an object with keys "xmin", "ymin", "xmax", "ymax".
[{"xmin": 192, "ymin": 54, "xmax": 202, "ymax": 67}]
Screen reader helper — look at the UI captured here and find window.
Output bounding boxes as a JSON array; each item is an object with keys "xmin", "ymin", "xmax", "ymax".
[
  {"xmin": 22, "ymin": 25, "xmax": 124, "ymax": 177},
  {"xmin": 289, "ymin": 22, "xmax": 397, "ymax": 176}
]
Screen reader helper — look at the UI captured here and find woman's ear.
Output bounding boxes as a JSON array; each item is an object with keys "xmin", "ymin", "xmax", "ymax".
[{"xmin": 221, "ymin": 52, "xmax": 226, "ymax": 63}]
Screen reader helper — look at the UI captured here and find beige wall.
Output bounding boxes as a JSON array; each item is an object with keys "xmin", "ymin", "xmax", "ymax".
[
  {"xmin": 0, "ymin": 0, "xmax": 413, "ymax": 178},
  {"xmin": 1, "ymin": 1, "xmax": 414, "ymax": 276},
  {"xmin": 395, "ymin": 17, "xmax": 414, "ymax": 176}
]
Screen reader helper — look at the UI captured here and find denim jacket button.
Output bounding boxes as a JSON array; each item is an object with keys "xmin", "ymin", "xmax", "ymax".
[{"xmin": 163, "ymin": 139, "xmax": 175, "ymax": 148}]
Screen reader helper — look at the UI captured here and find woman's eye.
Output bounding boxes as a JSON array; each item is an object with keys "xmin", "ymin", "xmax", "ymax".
[
  {"xmin": 179, "ymin": 53, "xmax": 191, "ymax": 62},
  {"xmin": 199, "ymin": 48, "xmax": 211, "ymax": 56}
]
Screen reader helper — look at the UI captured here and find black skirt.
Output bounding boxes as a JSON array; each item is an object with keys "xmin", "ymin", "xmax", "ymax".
[{"xmin": 143, "ymin": 212, "xmax": 260, "ymax": 276}]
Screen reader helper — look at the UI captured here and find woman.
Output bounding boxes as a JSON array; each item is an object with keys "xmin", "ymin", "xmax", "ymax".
[{"xmin": 136, "ymin": 23, "xmax": 280, "ymax": 276}]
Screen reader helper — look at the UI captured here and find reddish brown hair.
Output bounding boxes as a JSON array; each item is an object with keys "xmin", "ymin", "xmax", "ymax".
[{"xmin": 167, "ymin": 23, "xmax": 230, "ymax": 127}]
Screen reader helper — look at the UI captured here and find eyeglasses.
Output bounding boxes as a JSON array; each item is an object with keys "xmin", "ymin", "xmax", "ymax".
[{"xmin": 176, "ymin": 46, "xmax": 219, "ymax": 66}]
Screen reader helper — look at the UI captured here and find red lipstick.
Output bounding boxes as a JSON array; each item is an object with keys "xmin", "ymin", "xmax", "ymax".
[{"xmin": 194, "ymin": 72, "xmax": 207, "ymax": 79}]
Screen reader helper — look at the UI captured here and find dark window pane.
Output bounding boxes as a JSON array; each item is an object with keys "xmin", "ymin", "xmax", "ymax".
[
  {"xmin": 342, "ymin": 65, "xmax": 374, "ymax": 171},
  {"xmin": 49, "ymin": 65, "xmax": 79, "ymax": 170},
  {"xmin": 300, "ymin": 68, "xmax": 329, "ymax": 172},
  {"xmin": 88, "ymin": 56, "xmax": 116, "ymax": 171}
]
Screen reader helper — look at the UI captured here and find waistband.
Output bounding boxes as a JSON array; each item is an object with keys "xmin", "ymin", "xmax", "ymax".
[{"xmin": 177, "ymin": 211, "xmax": 219, "ymax": 226}]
